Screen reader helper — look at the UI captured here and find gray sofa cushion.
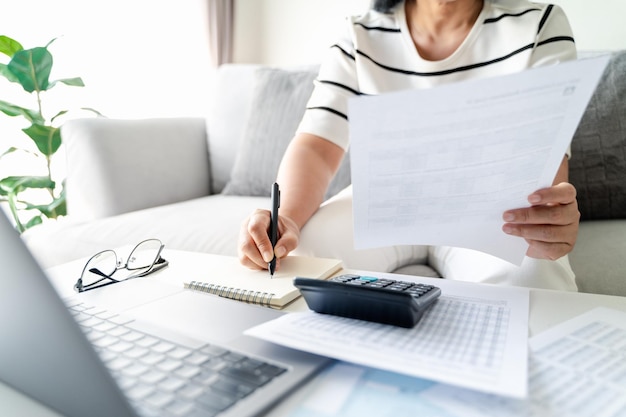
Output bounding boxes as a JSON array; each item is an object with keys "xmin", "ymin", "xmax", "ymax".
[
  {"xmin": 569, "ymin": 51, "xmax": 626, "ymax": 220},
  {"xmin": 222, "ymin": 66, "xmax": 351, "ymax": 199},
  {"xmin": 222, "ymin": 67, "xmax": 317, "ymax": 196}
]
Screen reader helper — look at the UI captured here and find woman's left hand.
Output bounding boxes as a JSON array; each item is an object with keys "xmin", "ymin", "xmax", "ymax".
[{"xmin": 502, "ymin": 182, "xmax": 580, "ymax": 260}]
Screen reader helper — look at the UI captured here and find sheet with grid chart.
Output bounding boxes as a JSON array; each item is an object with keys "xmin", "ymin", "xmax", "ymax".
[{"xmin": 246, "ymin": 274, "xmax": 529, "ymax": 398}]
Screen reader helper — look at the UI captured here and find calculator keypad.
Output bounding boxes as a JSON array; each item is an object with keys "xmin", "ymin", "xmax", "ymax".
[{"xmin": 330, "ymin": 274, "xmax": 438, "ymax": 298}]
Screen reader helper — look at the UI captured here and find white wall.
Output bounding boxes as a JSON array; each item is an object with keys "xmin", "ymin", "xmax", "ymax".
[
  {"xmin": 234, "ymin": 0, "xmax": 370, "ymax": 66},
  {"xmin": 234, "ymin": 0, "xmax": 626, "ymax": 65},
  {"xmin": 0, "ymin": 0, "xmax": 212, "ymax": 195},
  {"xmin": 551, "ymin": 0, "xmax": 626, "ymax": 52},
  {"xmin": 0, "ymin": 0, "xmax": 212, "ymax": 121}
]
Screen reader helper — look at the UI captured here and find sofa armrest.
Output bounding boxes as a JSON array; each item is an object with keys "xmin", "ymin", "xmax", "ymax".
[{"xmin": 62, "ymin": 117, "xmax": 210, "ymax": 221}]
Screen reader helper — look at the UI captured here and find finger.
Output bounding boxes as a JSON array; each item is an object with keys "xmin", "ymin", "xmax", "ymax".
[
  {"xmin": 503, "ymin": 201, "xmax": 580, "ymax": 226},
  {"xmin": 238, "ymin": 252, "xmax": 267, "ymax": 271},
  {"xmin": 238, "ymin": 222, "xmax": 266, "ymax": 270},
  {"xmin": 237, "ymin": 211, "xmax": 271, "ymax": 270},
  {"xmin": 273, "ymin": 217, "xmax": 300, "ymax": 260},
  {"xmin": 503, "ymin": 224, "xmax": 577, "ymax": 260},
  {"xmin": 503, "ymin": 221, "xmax": 578, "ymax": 243},
  {"xmin": 528, "ymin": 182, "xmax": 577, "ymax": 206},
  {"xmin": 246, "ymin": 209, "xmax": 275, "ymax": 264}
]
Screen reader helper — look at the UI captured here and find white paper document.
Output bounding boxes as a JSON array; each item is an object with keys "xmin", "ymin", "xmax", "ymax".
[
  {"xmin": 281, "ymin": 308, "xmax": 626, "ymax": 417},
  {"xmin": 246, "ymin": 274, "xmax": 529, "ymax": 397},
  {"xmin": 348, "ymin": 55, "xmax": 610, "ymax": 264}
]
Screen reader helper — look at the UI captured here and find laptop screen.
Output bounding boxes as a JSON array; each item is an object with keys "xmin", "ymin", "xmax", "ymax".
[{"xmin": 0, "ymin": 211, "xmax": 137, "ymax": 417}]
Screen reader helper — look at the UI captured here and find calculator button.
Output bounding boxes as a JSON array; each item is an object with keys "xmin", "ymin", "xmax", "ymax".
[{"xmin": 358, "ymin": 276, "xmax": 378, "ymax": 282}]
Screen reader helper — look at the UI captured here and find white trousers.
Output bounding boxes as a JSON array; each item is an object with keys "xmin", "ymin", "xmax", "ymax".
[{"xmin": 294, "ymin": 186, "xmax": 577, "ymax": 291}]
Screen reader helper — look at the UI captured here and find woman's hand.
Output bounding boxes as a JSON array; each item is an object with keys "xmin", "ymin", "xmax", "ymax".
[
  {"xmin": 238, "ymin": 209, "xmax": 300, "ymax": 271},
  {"xmin": 502, "ymin": 182, "xmax": 580, "ymax": 260}
]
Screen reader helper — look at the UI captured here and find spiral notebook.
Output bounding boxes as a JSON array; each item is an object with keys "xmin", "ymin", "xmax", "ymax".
[{"xmin": 183, "ymin": 255, "xmax": 343, "ymax": 309}]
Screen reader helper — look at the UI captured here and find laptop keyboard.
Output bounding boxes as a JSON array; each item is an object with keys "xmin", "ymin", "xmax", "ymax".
[{"xmin": 66, "ymin": 299, "xmax": 287, "ymax": 417}]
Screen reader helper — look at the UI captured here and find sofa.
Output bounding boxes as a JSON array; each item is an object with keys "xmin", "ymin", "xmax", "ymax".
[{"xmin": 22, "ymin": 52, "xmax": 626, "ymax": 296}]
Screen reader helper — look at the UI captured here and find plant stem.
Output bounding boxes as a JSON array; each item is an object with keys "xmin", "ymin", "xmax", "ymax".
[
  {"xmin": 36, "ymin": 89, "xmax": 58, "ymax": 219},
  {"xmin": 7, "ymin": 192, "xmax": 25, "ymax": 233}
]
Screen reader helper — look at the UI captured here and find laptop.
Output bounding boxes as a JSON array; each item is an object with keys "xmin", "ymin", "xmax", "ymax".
[{"xmin": 0, "ymin": 210, "xmax": 329, "ymax": 417}]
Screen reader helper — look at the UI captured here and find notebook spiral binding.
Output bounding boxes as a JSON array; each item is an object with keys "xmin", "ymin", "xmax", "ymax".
[{"xmin": 185, "ymin": 281, "xmax": 275, "ymax": 307}]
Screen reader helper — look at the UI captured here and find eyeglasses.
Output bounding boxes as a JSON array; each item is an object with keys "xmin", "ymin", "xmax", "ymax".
[{"xmin": 74, "ymin": 239, "xmax": 168, "ymax": 293}]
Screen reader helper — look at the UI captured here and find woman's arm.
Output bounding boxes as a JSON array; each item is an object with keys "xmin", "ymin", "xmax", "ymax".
[{"xmin": 238, "ymin": 133, "xmax": 345, "ymax": 270}]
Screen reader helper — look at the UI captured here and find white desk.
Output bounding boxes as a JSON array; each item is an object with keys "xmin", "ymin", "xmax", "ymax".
[{"xmin": 3, "ymin": 249, "xmax": 626, "ymax": 416}]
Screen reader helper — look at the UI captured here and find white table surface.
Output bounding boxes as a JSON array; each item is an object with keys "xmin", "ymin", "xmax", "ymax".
[{"xmin": 3, "ymin": 249, "xmax": 626, "ymax": 416}]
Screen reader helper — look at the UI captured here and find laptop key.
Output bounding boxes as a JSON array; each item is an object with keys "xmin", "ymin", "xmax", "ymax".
[
  {"xmin": 127, "ymin": 383, "xmax": 155, "ymax": 401},
  {"xmin": 108, "ymin": 357, "xmax": 133, "ymax": 371},
  {"xmin": 122, "ymin": 363, "xmax": 150, "ymax": 378},
  {"xmin": 186, "ymin": 407, "xmax": 219, "ymax": 417},
  {"xmin": 139, "ymin": 370, "xmax": 167, "ymax": 385},
  {"xmin": 258, "ymin": 363, "xmax": 287, "ymax": 378},
  {"xmin": 202, "ymin": 357, "xmax": 231, "ymax": 372},
  {"xmin": 159, "ymin": 376, "xmax": 187, "ymax": 392},
  {"xmin": 220, "ymin": 365, "xmax": 272, "ymax": 387},
  {"xmin": 209, "ymin": 374, "xmax": 256, "ymax": 398},
  {"xmin": 121, "ymin": 329, "xmax": 145, "ymax": 343},
  {"xmin": 194, "ymin": 369, "xmax": 219, "ymax": 386},
  {"xmin": 201, "ymin": 345, "xmax": 228, "ymax": 357},
  {"xmin": 196, "ymin": 389, "xmax": 238, "ymax": 412},
  {"xmin": 177, "ymin": 382, "xmax": 205, "ymax": 400},
  {"xmin": 169, "ymin": 346, "xmax": 193, "ymax": 360},
  {"xmin": 124, "ymin": 346, "xmax": 149, "ymax": 359},
  {"xmin": 140, "ymin": 352, "xmax": 166, "ymax": 366},
  {"xmin": 145, "ymin": 390, "xmax": 175, "ymax": 408},
  {"xmin": 157, "ymin": 358, "xmax": 183, "ymax": 373},
  {"xmin": 176, "ymin": 364, "xmax": 202, "ymax": 379},
  {"xmin": 185, "ymin": 352, "xmax": 211, "ymax": 366},
  {"xmin": 167, "ymin": 400, "xmax": 196, "ymax": 416}
]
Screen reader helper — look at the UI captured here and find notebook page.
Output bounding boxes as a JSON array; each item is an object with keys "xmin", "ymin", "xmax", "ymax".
[{"xmin": 184, "ymin": 255, "xmax": 342, "ymax": 308}]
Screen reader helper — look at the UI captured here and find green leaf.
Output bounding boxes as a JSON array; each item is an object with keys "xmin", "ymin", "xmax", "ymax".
[
  {"xmin": 22, "ymin": 124, "xmax": 61, "ymax": 156},
  {"xmin": 44, "ymin": 38, "xmax": 57, "ymax": 49},
  {"xmin": 50, "ymin": 109, "xmax": 68, "ymax": 123},
  {"xmin": 81, "ymin": 107, "xmax": 106, "ymax": 117},
  {"xmin": 0, "ymin": 63, "xmax": 19, "ymax": 82},
  {"xmin": 23, "ymin": 215, "xmax": 43, "ymax": 230},
  {"xmin": 24, "ymin": 193, "xmax": 66, "ymax": 218},
  {"xmin": 6, "ymin": 188, "xmax": 24, "ymax": 233},
  {"xmin": 0, "ymin": 35, "xmax": 23, "ymax": 58},
  {"xmin": 0, "ymin": 175, "xmax": 55, "ymax": 194},
  {"xmin": 8, "ymin": 47, "xmax": 53, "ymax": 93},
  {"xmin": 48, "ymin": 76, "xmax": 84, "ymax": 89},
  {"xmin": 1, "ymin": 146, "xmax": 19, "ymax": 159},
  {"xmin": 0, "ymin": 99, "xmax": 43, "ymax": 123}
]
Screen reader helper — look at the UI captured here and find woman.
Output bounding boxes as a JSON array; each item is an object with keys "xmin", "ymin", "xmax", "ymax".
[{"xmin": 238, "ymin": 0, "xmax": 580, "ymax": 290}]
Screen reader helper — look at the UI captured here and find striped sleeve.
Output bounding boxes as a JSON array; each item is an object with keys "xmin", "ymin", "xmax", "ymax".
[
  {"xmin": 529, "ymin": 4, "xmax": 577, "ymax": 67},
  {"xmin": 295, "ymin": 18, "xmax": 360, "ymax": 150}
]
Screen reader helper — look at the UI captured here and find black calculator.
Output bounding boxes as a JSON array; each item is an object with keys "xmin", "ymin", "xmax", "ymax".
[{"xmin": 294, "ymin": 274, "xmax": 441, "ymax": 328}]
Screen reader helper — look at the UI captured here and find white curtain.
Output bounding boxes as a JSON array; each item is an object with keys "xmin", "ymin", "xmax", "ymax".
[{"xmin": 208, "ymin": 0, "xmax": 234, "ymax": 68}]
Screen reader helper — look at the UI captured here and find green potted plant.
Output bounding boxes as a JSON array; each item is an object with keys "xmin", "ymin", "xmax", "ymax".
[{"xmin": 0, "ymin": 35, "xmax": 100, "ymax": 233}]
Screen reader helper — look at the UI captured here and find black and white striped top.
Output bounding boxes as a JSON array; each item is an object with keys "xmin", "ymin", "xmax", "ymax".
[{"xmin": 297, "ymin": 0, "xmax": 576, "ymax": 150}]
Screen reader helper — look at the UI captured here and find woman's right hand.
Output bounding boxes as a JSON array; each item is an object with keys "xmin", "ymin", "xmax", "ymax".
[{"xmin": 238, "ymin": 209, "xmax": 301, "ymax": 271}]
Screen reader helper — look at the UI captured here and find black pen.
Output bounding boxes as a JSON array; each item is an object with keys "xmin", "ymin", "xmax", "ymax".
[{"xmin": 269, "ymin": 182, "xmax": 280, "ymax": 278}]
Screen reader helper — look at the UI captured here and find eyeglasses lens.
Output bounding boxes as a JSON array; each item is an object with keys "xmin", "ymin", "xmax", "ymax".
[
  {"xmin": 127, "ymin": 239, "xmax": 162, "ymax": 271},
  {"xmin": 82, "ymin": 250, "xmax": 117, "ymax": 287}
]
